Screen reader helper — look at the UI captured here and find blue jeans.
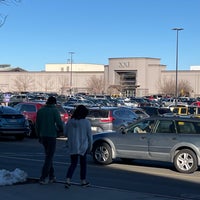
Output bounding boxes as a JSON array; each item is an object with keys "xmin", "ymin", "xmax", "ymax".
[
  {"xmin": 40, "ymin": 137, "xmax": 56, "ymax": 180},
  {"xmin": 66, "ymin": 153, "xmax": 87, "ymax": 180}
]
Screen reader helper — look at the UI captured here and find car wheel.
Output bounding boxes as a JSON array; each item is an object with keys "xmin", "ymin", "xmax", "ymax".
[
  {"xmin": 27, "ymin": 121, "xmax": 36, "ymax": 138},
  {"xmin": 93, "ymin": 142, "xmax": 112, "ymax": 165},
  {"xmin": 174, "ymin": 149, "xmax": 198, "ymax": 173}
]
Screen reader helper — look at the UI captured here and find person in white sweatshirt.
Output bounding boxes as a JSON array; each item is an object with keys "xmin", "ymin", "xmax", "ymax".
[{"xmin": 64, "ymin": 105, "xmax": 93, "ymax": 188}]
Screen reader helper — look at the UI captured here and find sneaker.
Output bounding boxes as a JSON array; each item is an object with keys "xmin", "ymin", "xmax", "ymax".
[
  {"xmin": 81, "ymin": 181, "xmax": 90, "ymax": 187},
  {"xmin": 39, "ymin": 179, "xmax": 49, "ymax": 185},
  {"xmin": 49, "ymin": 177, "xmax": 56, "ymax": 183},
  {"xmin": 64, "ymin": 182, "xmax": 71, "ymax": 189}
]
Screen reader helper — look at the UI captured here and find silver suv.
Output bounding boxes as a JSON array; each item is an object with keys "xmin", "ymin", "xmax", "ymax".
[
  {"xmin": 92, "ymin": 116, "xmax": 200, "ymax": 173},
  {"xmin": 87, "ymin": 107, "xmax": 139, "ymax": 133}
]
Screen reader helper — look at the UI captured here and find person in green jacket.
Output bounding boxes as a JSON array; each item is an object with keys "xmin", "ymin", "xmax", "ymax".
[{"xmin": 36, "ymin": 96, "xmax": 63, "ymax": 185}]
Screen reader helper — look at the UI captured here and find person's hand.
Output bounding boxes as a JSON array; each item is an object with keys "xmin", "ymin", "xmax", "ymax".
[
  {"xmin": 57, "ymin": 130, "xmax": 64, "ymax": 137},
  {"xmin": 87, "ymin": 146, "xmax": 93, "ymax": 154}
]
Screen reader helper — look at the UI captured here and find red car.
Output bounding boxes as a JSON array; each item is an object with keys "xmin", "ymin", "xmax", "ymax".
[
  {"xmin": 14, "ymin": 102, "xmax": 69, "ymax": 137},
  {"xmin": 191, "ymin": 101, "xmax": 200, "ymax": 107}
]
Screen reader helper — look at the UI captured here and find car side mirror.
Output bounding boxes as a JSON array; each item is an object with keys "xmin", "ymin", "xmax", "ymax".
[{"xmin": 121, "ymin": 129, "xmax": 127, "ymax": 134}]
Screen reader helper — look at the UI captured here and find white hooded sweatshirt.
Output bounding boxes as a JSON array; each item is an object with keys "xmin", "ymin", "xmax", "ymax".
[{"xmin": 64, "ymin": 118, "xmax": 93, "ymax": 156}]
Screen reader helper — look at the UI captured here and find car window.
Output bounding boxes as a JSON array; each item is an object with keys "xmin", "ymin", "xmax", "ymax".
[
  {"xmin": 134, "ymin": 110, "xmax": 143, "ymax": 116},
  {"xmin": 56, "ymin": 105, "xmax": 66, "ymax": 114},
  {"xmin": 158, "ymin": 108, "xmax": 171, "ymax": 115},
  {"xmin": 87, "ymin": 110, "xmax": 108, "ymax": 118},
  {"xmin": 180, "ymin": 108, "xmax": 187, "ymax": 114},
  {"xmin": 176, "ymin": 121, "xmax": 199, "ymax": 134},
  {"xmin": 134, "ymin": 110, "xmax": 141, "ymax": 115},
  {"xmin": 127, "ymin": 119, "xmax": 155, "ymax": 134},
  {"xmin": 188, "ymin": 107, "xmax": 196, "ymax": 114},
  {"xmin": 173, "ymin": 108, "xmax": 178, "ymax": 114},
  {"xmin": 0, "ymin": 106, "xmax": 19, "ymax": 114},
  {"xmin": 155, "ymin": 120, "xmax": 174, "ymax": 133},
  {"xmin": 88, "ymin": 110, "xmax": 101, "ymax": 118},
  {"xmin": 114, "ymin": 109, "xmax": 136, "ymax": 119},
  {"xmin": 173, "ymin": 107, "xmax": 187, "ymax": 115},
  {"xmin": 20, "ymin": 105, "xmax": 36, "ymax": 112},
  {"xmin": 13, "ymin": 104, "xmax": 20, "ymax": 110},
  {"xmin": 146, "ymin": 108, "xmax": 157, "ymax": 116}
]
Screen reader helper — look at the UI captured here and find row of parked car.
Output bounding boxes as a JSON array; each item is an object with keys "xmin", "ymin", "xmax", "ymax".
[
  {"xmin": 1, "ymin": 101, "xmax": 150, "ymax": 139},
  {"xmin": 1, "ymin": 95, "xmax": 200, "ymax": 174},
  {"xmin": 0, "ymin": 97, "xmax": 198, "ymax": 140},
  {"xmin": 0, "ymin": 97, "xmax": 170, "ymax": 141},
  {"xmin": 0, "ymin": 101, "xmax": 69, "ymax": 140},
  {"xmin": 61, "ymin": 96, "xmax": 200, "ymax": 174}
]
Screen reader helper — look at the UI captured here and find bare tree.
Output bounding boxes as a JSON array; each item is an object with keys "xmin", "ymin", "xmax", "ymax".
[
  {"xmin": 13, "ymin": 74, "xmax": 34, "ymax": 92},
  {"xmin": 159, "ymin": 77, "xmax": 175, "ymax": 96},
  {"xmin": 0, "ymin": 13, "xmax": 7, "ymax": 27},
  {"xmin": 0, "ymin": 0, "xmax": 21, "ymax": 27},
  {"xmin": 37, "ymin": 76, "xmax": 54, "ymax": 93},
  {"xmin": 58, "ymin": 75, "xmax": 69, "ymax": 94},
  {"xmin": 178, "ymin": 79, "xmax": 192, "ymax": 96},
  {"xmin": 107, "ymin": 85, "xmax": 123, "ymax": 96},
  {"xmin": 86, "ymin": 75, "xmax": 104, "ymax": 94},
  {"xmin": 159, "ymin": 78, "xmax": 193, "ymax": 97}
]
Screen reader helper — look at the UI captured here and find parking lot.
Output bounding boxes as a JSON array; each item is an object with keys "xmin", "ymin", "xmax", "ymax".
[{"xmin": 0, "ymin": 137, "xmax": 200, "ymax": 199}]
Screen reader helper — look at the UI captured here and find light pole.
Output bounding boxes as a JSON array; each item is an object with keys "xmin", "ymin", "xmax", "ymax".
[
  {"xmin": 172, "ymin": 28, "xmax": 183, "ymax": 106},
  {"xmin": 68, "ymin": 52, "xmax": 75, "ymax": 96}
]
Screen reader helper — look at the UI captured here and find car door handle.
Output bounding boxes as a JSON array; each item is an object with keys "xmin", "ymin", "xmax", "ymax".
[
  {"xmin": 141, "ymin": 136, "xmax": 146, "ymax": 139},
  {"xmin": 172, "ymin": 137, "xmax": 176, "ymax": 140}
]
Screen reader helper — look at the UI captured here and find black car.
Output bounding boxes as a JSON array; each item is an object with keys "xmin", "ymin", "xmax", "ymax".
[
  {"xmin": 0, "ymin": 106, "xmax": 30, "ymax": 140},
  {"xmin": 140, "ymin": 106, "xmax": 172, "ymax": 116}
]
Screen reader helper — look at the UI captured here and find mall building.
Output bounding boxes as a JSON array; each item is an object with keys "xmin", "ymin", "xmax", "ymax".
[{"xmin": 0, "ymin": 57, "xmax": 200, "ymax": 97}]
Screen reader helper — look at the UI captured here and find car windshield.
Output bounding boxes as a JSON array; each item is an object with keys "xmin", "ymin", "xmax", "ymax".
[
  {"xmin": 87, "ymin": 109, "xmax": 109, "ymax": 118},
  {"xmin": 56, "ymin": 105, "xmax": 66, "ymax": 114},
  {"xmin": 0, "ymin": 106, "xmax": 19, "ymax": 114}
]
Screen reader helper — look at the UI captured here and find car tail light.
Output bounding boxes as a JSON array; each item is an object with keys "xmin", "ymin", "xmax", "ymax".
[
  {"xmin": 62, "ymin": 113, "xmax": 69, "ymax": 123},
  {"xmin": 100, "ymin": 111, "xmax": 115, "ymax": 122}
]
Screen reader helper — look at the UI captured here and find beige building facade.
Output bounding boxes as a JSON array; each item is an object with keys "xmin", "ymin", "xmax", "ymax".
[
  {"xmin": 106, "ymin": 57, "xmax": 166, "ymax": 97},
  {"xmin": 0, "ymin": 63, "xmax": 105, "ymax": 95},
  {"xmin": 0, "ymin": 57, "xmax": 200, "ymax": 97}
]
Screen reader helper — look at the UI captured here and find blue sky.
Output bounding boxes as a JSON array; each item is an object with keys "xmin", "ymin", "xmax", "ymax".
[{"xmin": 0, "ymin": 0, "xmax": 200, "ymax": 71}]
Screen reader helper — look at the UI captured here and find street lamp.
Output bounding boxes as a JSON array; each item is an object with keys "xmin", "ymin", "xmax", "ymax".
[
  {"xmin": 68, "ymin": 52, "xmax": 75, "ymax": 95},
  {"xmin": 172, "ymin": 28, "xmax": 183, "ymax": 106}
]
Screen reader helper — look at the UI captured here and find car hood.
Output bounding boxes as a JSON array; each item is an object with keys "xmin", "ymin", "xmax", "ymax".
[{"xmin": 93, "ymin": 131, "xmax": 117, "ymax": 140}]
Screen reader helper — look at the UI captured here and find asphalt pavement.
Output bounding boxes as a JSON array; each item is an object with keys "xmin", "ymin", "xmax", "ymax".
[{"xmin": 0, "ymin": 178, "xmax": 182, "ymax": 200}]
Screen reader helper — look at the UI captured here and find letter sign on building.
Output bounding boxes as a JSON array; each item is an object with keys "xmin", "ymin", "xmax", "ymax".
[{"xmin": 118, "ymin": 62, "xmax": 129, "ymax": 68}]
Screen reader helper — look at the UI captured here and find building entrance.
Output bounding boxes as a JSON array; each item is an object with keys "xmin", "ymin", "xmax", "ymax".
[{"xmin": 116, "ymin": 71, "xmax": 137, "ymax": 97}]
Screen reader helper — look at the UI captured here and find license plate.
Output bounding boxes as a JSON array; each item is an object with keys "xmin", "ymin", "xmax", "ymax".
[{"xmin": 8, "ymin": 119, "xmax": 17, "ymax": 123}]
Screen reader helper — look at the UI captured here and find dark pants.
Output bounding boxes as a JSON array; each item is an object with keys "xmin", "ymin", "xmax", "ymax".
[
  {"xmin": 40, "ymin": 137, "xmax": 56, "ymax": 180},
  {"xmin": 66, "ymin": 153, "xmax": 87, "ymax": 180}
]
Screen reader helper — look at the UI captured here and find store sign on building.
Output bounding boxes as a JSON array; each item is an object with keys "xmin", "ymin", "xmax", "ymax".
[{"xmin": 118, "ymin": 62, "xmax": 130, "ymax": 68}]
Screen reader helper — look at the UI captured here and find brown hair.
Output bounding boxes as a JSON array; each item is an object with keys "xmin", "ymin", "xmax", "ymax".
[
  {"xmin": 71, "ymin": 105, "xmax": 89, "ymax": 120},
  {"xmin": 46, "ymin": 96, "xmax": 57, "ymax": 104}
]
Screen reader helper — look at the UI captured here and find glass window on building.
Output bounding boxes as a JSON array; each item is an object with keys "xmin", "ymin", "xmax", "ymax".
[{"xmin": 115, "ymin": 71, "xmax": 137, "ymax": 97}]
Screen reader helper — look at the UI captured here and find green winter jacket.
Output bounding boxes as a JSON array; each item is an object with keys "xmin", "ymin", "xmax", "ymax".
[{"xmin": 36, "ymin": 104, "xmax": 63, "ymax": 137}]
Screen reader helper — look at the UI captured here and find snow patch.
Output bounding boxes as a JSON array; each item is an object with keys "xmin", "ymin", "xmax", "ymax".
[{"xmin": 0, "ymin": 168, "xmax": 28, "ymax": 186}]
